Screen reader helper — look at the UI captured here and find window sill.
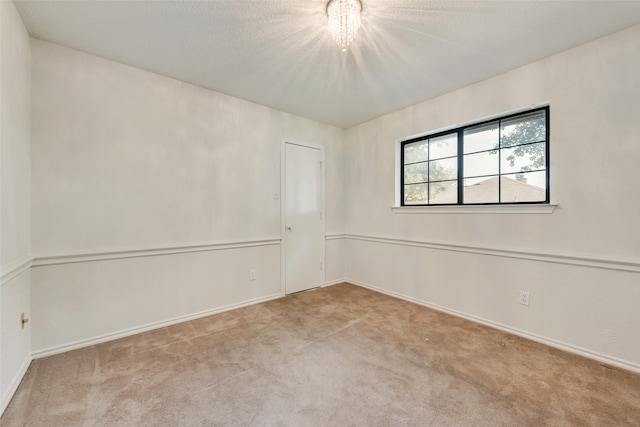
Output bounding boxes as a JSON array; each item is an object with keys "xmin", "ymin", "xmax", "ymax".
[{"xmin": 391, "ymin": 204, "xmax": 557, "ymax": 214}]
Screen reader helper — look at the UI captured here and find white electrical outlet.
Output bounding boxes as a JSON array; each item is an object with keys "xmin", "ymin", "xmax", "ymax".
[
  {"xmin": 249, "ymin": 269, "xmax": 256, "ymax": 281},
  {"xmin": 519, "ymin": 291, "xmax": 530, "ymax": 306}
]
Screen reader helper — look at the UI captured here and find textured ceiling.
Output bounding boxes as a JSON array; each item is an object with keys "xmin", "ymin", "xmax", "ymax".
[{"xmin": 14, "ymin": 1, "xmax": 640, "ymax": 128}]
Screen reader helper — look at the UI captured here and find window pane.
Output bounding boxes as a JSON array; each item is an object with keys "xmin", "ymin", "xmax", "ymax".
[
  {"xmin": 463, "ymin": 151, "xmax": 499, "ymax": 177},
  {"xmin": 463, "ymin": 176, "xmax": 499, "ymax": 204},
  {"xmin": 429, "ymin": 181, "xmax": 457, "ymax": 204},
  {"xmin": 501, "ymin": 142, "xmax": 546, "ymax": 174},
  {"xmin": 501, "ymin": 110, "xmax": 546, "ymax": 148},
  {"xmin": 400, "ymin": 107, "xmax": 548, "ymax": 206},
  {"xmin": 429, "ymin": 157, "xmax": 457, "ymax": 181},
  {"xmin": 404, "ymin": 183, "xmax": 428, "ymax": 204},
  {"xmin": 404, "ymin": 162, "xmax": 428, "ymax": 184},
  {"xmin": 500, "ymin": 171, "xmax": 546, "ymax": 203},
  {"xmin": 404, "ymin": 140, "xmax": 428, "ymax": 164},
  {"xmin": 464, "ymin": 122, "xmax": 498, "ymax": 154},
  {"xmin": 429, "ymin": 133, "xmax": 457, "ymax": 160}
]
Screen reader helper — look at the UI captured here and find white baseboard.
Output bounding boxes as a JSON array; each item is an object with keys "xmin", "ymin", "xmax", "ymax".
[
  {"xmin": 32, "ymin": 293, "xmax": 283, "ymax": 359},
  {"xmin": 324, "ymin": 278, "xmax": 347, "ymax": 287},
  {"xmin": 347, "ymin": 279, "xmax": 640, "ymax": 374},
  {"xmin": 1, "ymin": 354, "xmax": 32, "ymax": 417}
]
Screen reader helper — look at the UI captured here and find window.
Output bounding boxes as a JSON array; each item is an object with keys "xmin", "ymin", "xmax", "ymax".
[{"xmin": 401, "ymin": 107, "xmax": 549, "ymax": 206}]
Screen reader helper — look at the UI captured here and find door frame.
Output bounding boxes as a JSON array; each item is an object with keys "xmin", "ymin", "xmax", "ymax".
[{"xmin": 280, "ymin": 139, "xmax": 325, "ymax": 295}]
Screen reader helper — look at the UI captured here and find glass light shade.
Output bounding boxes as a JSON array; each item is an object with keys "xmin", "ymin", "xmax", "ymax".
[{"xmin": 327, "ymin": 0, "xmax": 362, "ymax": 52}]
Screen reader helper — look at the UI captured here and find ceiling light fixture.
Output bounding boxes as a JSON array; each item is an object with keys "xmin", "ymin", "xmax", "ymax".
[{"xmin": 327, "ymin": 0, "xmax": 362, "ymax": 52}]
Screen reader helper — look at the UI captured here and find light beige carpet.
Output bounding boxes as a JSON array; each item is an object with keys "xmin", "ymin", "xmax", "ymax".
[{"xmin": 2, "ymin": 283, "xmax": 639, "ymax": 426}]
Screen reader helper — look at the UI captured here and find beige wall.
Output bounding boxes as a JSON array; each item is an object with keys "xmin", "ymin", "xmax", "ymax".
[
  {"xmin": 342, "ymin": 25, "xmax": 640, "ymax": 371},
  {"xmin": 30, "ymin": 40, "xmax": 345, "ymax": 353},
  {"xmin": 31, "ymin": 40, "xmax": 345, "ymax": 254},
  {"xmin": 0, "ymin": 0, "xmax": 32, "ymax": 414}
]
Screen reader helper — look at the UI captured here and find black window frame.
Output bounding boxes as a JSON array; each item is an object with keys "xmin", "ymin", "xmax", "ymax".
[{"xmin": 400, "ymin": 106, "xmax": 550, "ymax": 206}]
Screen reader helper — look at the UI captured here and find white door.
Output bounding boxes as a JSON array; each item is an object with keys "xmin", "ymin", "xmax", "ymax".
[{"xmin": 284, "ymin": 142, "xmax": 324, "ymax": 294}]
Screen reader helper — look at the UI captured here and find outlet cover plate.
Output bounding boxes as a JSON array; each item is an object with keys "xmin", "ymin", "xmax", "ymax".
[{"xmin": 519, "ymin": 291, "xmax": 530, "ymax": 306}]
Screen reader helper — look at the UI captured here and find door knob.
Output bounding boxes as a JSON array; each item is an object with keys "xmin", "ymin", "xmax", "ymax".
[{"xmin": 286, "ymin": 225, "xmax": 293, "ymax": 231}]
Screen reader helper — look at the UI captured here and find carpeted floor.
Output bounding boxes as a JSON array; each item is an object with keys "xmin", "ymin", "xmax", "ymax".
[{"xmin": 2, "ymin": 283, "xmax": 639, "ymax": 426}]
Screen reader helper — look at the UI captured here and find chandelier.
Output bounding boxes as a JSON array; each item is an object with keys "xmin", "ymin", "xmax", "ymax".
[{"xmin": 327, "ymin": 0, "xmax": 362, "ymax": 52}]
